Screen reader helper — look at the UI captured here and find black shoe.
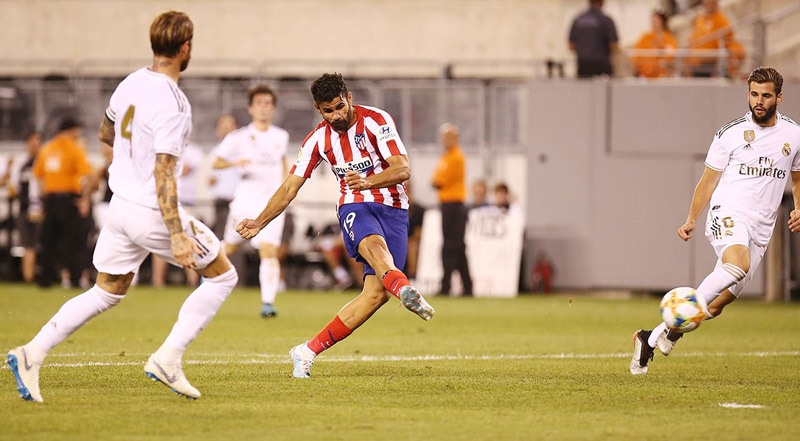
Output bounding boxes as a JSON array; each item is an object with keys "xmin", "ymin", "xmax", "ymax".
[{"xmin": 629, "ymin": 329, "xmax": 654, "ymax": 375}]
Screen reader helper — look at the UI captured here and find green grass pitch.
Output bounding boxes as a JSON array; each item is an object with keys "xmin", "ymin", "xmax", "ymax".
[{"xmin": 1, "ymin": 283, "xmax": 799, "ymax": 440}]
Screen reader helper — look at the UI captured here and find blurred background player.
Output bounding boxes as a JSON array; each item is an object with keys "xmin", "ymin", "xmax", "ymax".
[
  {"xmin": 6, "ymin": 10, "xmax": 238, "ymax": 402},
  {"xmin": 236, "ymin": 73, "xmax": 435, "ymax": 378},
  {"xmin": 630, "ymin": 67, "xmax": 800, "ymax": 375},
  {"xmin": 33, "ymin": 117, "xmax": 93, "ymax": 288},
  {"xmin": 213, "ymin": 84, "xmax": 288, "ymax": 317},
  {"xmin": 432, "ymin": 123, "xmax": 472, "ymax": 296},
  {"xmin": 8, "ymin": 132, "xmax": 44, "ymax": 283}
]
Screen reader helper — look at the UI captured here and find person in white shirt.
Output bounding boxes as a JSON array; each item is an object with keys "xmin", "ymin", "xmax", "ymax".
[
  {"xmin": 631, "ymin": 67, "xmax": 800, "ymax": 375},
  {"xmin": 6, "ymin": 11, "xmax": 237, "ymax": 402},
  {"xmin": 212, "ymin": 85, "xmax": 289, "ymax": 318},
  {"xmin": 209, "ymin": 114, "xmax": 240, "ymax": 237}
]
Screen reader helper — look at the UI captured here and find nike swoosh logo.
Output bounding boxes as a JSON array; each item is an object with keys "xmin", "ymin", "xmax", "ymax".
[
  {"xmin": 153, "ymin": 360, "xmax": 178, "ymax": 383},
  {"xmin": 323, "ymin": 149, "xmax": 332, "ymax": 155},
  {"xmin": 21, "ymin": 347, "xmax": 33, "ymax": 371}
]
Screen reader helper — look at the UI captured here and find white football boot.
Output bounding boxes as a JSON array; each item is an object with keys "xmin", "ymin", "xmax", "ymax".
[
  {"xmin": 6, "ymin": 346, "xmax": 43, "ymax": 402},
  {"xmin": 289, "ymin": 343, "xmax": 316, "ymax": 378},
  {"xmin": 144, "ymin": 353, "xmax": 201, "ymax": 399},
  {"xmin": 398, "ymin": 285, "xmax": 435, "ymax": 321}
]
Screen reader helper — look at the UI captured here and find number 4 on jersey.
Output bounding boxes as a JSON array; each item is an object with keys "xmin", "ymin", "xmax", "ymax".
[{"xmin": 120, "ymin": 105, "xmax": 135, "ymax": 156}]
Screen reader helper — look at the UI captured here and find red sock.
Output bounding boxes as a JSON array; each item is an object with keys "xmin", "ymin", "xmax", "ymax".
[
  {"xmin": 382, "ymin": 269, "xmax": 410, "ymax": 299},
  {"xmin": 307, "ymin": 315, "xmax": 352, "ymax": 355}
]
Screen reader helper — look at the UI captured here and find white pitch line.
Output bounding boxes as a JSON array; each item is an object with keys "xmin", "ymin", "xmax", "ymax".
[
  {"xmin": 719, "ymin": 403, "xmax": 766, "ymax": 409},
  {"xmin": 2, "ymin": 351, "xmax": 798, "ymax": 369}
]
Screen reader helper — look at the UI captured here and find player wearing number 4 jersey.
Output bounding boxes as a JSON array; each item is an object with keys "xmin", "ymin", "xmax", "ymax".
[
  {"xmin": 6, "ymin": 11, "xmax": 237, "ymax": 402},
  {"xmin": 236, "ymin": 73, "xmax": 435, "ymax": 378},
  {"xmin": 630, "ymin": 67, "xmax": 800, "ymax": 375}
]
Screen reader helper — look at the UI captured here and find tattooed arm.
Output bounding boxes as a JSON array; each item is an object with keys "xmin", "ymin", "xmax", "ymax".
[
  {"xmin": 98, "ymin": 115, "xmax": 115, "ymax": 146},
  {"xmin": 155, "ymin": 153, "xmax": 200, "ymax": 268}
]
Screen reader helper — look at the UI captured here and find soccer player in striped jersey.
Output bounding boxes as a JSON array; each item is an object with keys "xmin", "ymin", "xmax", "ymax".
[
  {"xmin": 236, "ymin": 73, "xmax": 435, "ymax": 378},
  {"xmin": 630, "ymin": 67, "xmax": 800, "ymax": 375}
]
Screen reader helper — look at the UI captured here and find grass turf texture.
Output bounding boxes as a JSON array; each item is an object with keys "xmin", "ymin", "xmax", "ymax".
[{"xmin": 1, "ymin": 283, "xmax": 799, "ymax": 441}]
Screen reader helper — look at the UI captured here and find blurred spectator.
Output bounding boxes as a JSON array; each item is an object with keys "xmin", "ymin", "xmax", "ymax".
[
  {"xmin": 493, "ymin": 182, "xmax": 522, "ymax": 216},
  {"xmin": 209, "ymin": 114, "xmax": 239, "ymax": 238},
  {"xmin": 33, "ymin": 118, "xmax": 92, "ymax": 288},
  {"xmin": 470, "ymin": 179, "xmax": 490, "ymax": 210},
  {"xmin": 630, "ymin": 9, "xmax": 677, "ymax": 78},
  {"xmin": 8, "ymin": 132, "xmax": 43, "ymax": 282},
  {"xmin": 405, "ymin": 180, "xmax": 425, "ymax": 280},
  {"xmin": 686, "ymin": 0, "xmax": 745, "ymax": 78},
  {"xmin": 432, "ymin": 123, "xmax": 472, "ymax": 296},
  {"xmin": 568, "ymin": 0, "xmax": 619, "ymax": 78},
  {"xmin": 317, "ymin": 224, "xmax": 362, "ymax": 291}
]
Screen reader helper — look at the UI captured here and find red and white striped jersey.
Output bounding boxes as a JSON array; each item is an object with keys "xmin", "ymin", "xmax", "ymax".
[{"xmin": 290, "ymin": 105, "xmax": 409, "ymax": 209}]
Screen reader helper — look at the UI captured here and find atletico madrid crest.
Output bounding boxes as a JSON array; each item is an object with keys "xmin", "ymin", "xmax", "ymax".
[
  {"xmin": 354, "ymin": 133, "xmax": 367, "ymax": 151},
  {"xmin": 744, "ymin": 130, "xmax": 755, "ymax": 142}
]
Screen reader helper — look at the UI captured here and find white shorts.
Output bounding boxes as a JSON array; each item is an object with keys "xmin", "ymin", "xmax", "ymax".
[
  {"xmin": 223, "ymin": 204, "xmax": 285, "ymax": 249},
  {"xmin": 93, "ymin": 196, "xmax": 220, "ymax": 274},
  {"xmin": 704, "ymin": 209, "xmax": 767, "ymax": 297}
]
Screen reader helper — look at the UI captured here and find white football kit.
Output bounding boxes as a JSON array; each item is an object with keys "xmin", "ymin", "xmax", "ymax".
[
  {"xmin": 215, "ymin": 123, "xmax": 289, "ymax": 248},
  {"xmin": 703, "ymin": 111, "xmax": 800, "ymax": 295},
  {"xmin": 94, "ymin": 67, "xmax": 220, "ymax": 274}
]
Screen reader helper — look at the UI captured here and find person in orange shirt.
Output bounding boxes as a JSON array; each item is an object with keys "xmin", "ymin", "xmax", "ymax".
[
  {"xmin": 33, "ymin": 117, "xmax": 92, "ymax": 288},
  {"xmin": 631, "ymin": 9, "xmax": 677, "ymax": 78},
  {"xmin": 687, "ymin": 0, "xmax": 745, "ymax": 77},
  {"xmin": 431, "ymin": 123, "xmax": 473, "ymax": 296}
]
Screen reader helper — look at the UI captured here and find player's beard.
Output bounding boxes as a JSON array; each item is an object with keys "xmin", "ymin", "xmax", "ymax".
[
  {"xmin": 179, "ymin": 55, "xmax": 191, "ymax": 72},
  {"xmin": 330, "ymin": 107, "xmax": 354, "ymax": 132},
  {"xmin": 750, "ymin": 102, "xmax": 776, "ymax": 124}
]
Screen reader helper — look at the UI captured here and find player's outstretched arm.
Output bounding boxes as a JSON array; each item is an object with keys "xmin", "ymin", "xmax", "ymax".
[
  {"xmin": 678, "ymin": 166, "xmax": 721, "ymax": 241},
  {"xmin": 155, "ymin": 153, "xmax": 201, "ymax": 268},
  {"xmin": 788, "ymin": 171, "xmax": 800, "ymax": 233},
  {"xmin": 212, "ymin": 156, "xmax": 250, "ymax": 170},
  {"xmin": 237, "ymin": 173, "xmax": 306, "ymax": 239},
  {"xmin": 345, "ymin": 154, "xmax": 410, "ymax": 191}
]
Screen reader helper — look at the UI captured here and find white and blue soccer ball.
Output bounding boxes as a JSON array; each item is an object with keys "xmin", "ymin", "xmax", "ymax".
[{"xmin": 659, "ymin": 287, "xmax": 708, "ymax": 333}]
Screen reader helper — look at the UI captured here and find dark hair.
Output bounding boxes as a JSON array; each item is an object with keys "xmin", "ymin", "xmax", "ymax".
[
  {"xmin": 748, "ymin": 67, "xmax": 783, "ymax": 95},
  {"xmin": 494, "ymin": 183, "xmax": 510, "ymax": 193},
  {"xmin": 149, "ymin": 11, "xmax": 193, "ymax": 58},
  {"xmin": 58, "ymin": 117, "xmax": 81, "ymax": 132},
  {"xmin": 311, "ymin": 73, "xmax": 348, "ymax": 104},
  {"xmin": 247, "ymin": 84, "xmax": 277, "ymax": 106}
]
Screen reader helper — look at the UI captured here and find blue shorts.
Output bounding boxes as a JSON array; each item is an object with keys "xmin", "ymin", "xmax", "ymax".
[{"xmin": 338, "ymin": 202, "xmax": 409, "ymax": 277}]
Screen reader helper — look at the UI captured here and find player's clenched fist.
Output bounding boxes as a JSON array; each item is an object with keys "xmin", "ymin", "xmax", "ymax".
[
  {"xmin": 236, "ymin": 218, "xmax": 263, "ymax": 239},
  {"xmin": 677, "ymin": 220, "xmax": 695, "ymax": 241},
  {"xmin": 344, "ymin": 170, "xmax": 368, "ymax": 190},
  {"xmin": 789, "ymin": 209, "xmax": 800, "ymax": 233}
]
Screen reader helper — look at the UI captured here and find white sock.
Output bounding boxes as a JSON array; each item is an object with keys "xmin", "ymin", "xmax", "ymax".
[
  {"xmin": 31, "ymin": 285, "xmax": 124, "ymax": 357},
  {"xmin": 164, "ymin": 268, "xmax": 237, "ymax": 354},
  {"xmin": 259, "ymin": 258, "xmax": 280, "ymax": 305},
  {"xmin": 696, "ymin": 263, "xmax": 746, "ymax": 314},
  {"xmin": 333, "ymin": 266, "xmax": 350, "ymax": 284},
  {"xmin": 647, "ymin": 322, "xmax": 668, "ymax": 348}
]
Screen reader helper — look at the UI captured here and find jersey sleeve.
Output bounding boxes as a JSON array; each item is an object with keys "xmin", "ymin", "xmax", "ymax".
[
  {"xmin": 367, "ymin": 110, "xmax": 407, "ymax": 159},
  {"xmin": 105, "ymin": 87, "xmax": 119, "ymax": 123},
  {"xmin": 290, "ymin": 129, "xmax": 323, "ymax": 179},
  {"xmin": 152, "ymin": 109, "xmax": 190, "ymax": 157},
  {"xmin": 213, "ymin": 132, "xmax": 239, "ymax": 162},
  {"xmin": 704, "ymin": 133, "xmax": 729, "ymax": 171}
]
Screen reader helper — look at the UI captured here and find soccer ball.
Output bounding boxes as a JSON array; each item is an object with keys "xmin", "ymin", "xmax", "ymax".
[{"xmin": 659, "ymin": 287, "xmax": 708, "ymax": 333}]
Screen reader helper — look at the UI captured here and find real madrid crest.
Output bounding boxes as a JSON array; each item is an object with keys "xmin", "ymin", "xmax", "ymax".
[
  {"xmin": 744, "ymin": 130, "xmax": 755, "ymax": 142},
  {"xmin": 783, "ymin": 143, "xmax": 791, "ymax": 156}
]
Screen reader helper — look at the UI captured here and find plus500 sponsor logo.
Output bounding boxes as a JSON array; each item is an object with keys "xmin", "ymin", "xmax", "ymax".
[{"xmin": 334, "ymin": 157, "xmax": 374, "ymax": 177}]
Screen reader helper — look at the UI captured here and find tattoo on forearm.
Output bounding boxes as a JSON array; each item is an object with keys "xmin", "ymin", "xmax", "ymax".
[
  {"xmin": 99, "ymin": 116, "xmax": 115, "ymax": 145},
  {"xmin": 155, "ymin": 153, "xmax": 182, "ymax": 235}
]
